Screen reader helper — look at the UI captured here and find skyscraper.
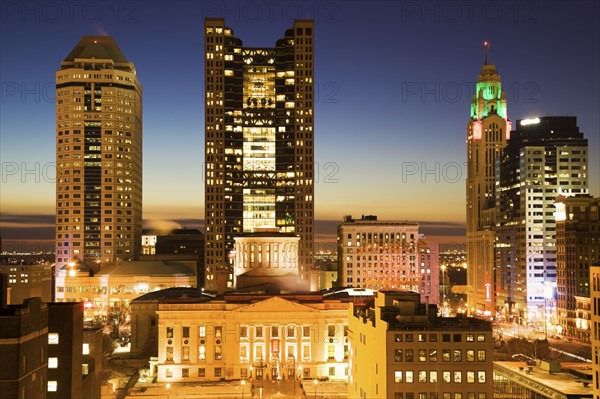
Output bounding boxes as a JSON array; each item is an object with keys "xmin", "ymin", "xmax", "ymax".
[
  {"xmin": 55, "ymin": 36, "xmax": 142, "ymax": 271},
  {"xmin": 496, "ymin": 116, "xmax": 588, "ymax": 322},
  {"xmin": 466, "ymin": 43, "xmax": 510, "ymax": 316},
  {"xmin": 203, "ymin": 18, "xmax": 314, "ymax": 290}
]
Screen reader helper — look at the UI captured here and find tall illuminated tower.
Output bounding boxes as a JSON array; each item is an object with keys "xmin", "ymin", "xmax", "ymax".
[
  {"xmin": 496, "ymin": 116, "xmax": 588, "ymax": 323},
  {"xmin": 55, "ymin": 36, "xmax": 143, "ymax": 271},
  {"xmin": 466, "ymin": 42, "xmax": 510, "ymax": 316},
  {"xmin": 203, "ymin": 18, "xmax": 314, "ymax": 290}
]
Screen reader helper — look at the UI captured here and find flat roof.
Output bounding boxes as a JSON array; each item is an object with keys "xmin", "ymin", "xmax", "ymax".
[{"xmin": 494, "ymin": 361, "xmax": 593, "ymax": 397}]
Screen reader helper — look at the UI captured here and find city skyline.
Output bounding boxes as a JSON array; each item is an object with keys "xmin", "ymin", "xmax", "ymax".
[{"xmin": 1, "ymin": 1, "xmax": 599, "ymax": 248}]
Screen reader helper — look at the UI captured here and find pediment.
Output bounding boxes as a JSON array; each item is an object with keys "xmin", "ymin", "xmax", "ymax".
[{"xmin": 234, "ymin": 296, "xmax": 318, "ymax": 313}]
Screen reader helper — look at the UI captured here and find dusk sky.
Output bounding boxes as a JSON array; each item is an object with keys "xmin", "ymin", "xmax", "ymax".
[{"xmin": 1, "ymin": 1, "xmax": 599, "ymax": 248}]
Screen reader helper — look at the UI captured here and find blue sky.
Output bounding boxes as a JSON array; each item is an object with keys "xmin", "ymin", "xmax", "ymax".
[{"xmin": 1, "ymin": 1, "xmax": 599, "ymax": 247}]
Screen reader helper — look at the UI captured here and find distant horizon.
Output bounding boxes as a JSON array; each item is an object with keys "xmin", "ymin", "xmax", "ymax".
[{"xmin": 0, "ymin": 215, "xmax": 467, "ymax": 255}]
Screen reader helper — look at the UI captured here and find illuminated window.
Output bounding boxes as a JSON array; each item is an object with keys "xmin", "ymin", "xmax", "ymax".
[
  {"xmin": 166, "ymin": 327, "xmax": 173, "ymax": 338},
  {"xmin": 418, "ymin": 370, "xmax": 427, "ymax": 383},
  {"xmin": 48, "ymin": 357, "xmax": 58, "ymax": 368},
  {"xmin": 199, "ymin": 346, "xmax": 206, "ymax": 360},
  {"xmin": 429, "ymin": 349, "xmax": 437, "ymax": 362},
  {"xmin": 215, "ymin": 326, "xmax": 222, "ymax": 338},
  {"xmin": 328, "ymin": 345, "xmax": 335, "ymax": 360},
  {"xmin": 453, "ymin": 350, "xmax": 462, "ymax": 362},
  {"xmin": 454, "ymin": 371, "xmax": 462, "ymax": 383},
  {"xmin": 82, "ymin": 343, "xmax": 89, "ymax": 355},
  {"xmin": 443, "ymin": 371, "xmax": 451, "ymax": 383},
  {"xmin": 394, "ymin": 370, "xmax": 403, "ymax": 383},
  {"xmin": 405, "ymin": 371, "xmax": 414, "ymax": 383},
  {"xmin": 48, "ymin": 333, "xmax": 59, "ymax": 344},
  {"xmin": 48, "ymin": 381, "xmax": 58, "ymax": 392},
  {"xmin": 467, "ymin": 371, "xmax": 475, "ymax": 383},
  {"xmin": 430, "ymin": 371, "xmax": 438, "ymax": 383},
  {"xmin": 82, "ymin": 363, "xmax": 89, "ymax": 375},
  {"xmin": 478, "ymin": 371, "xmax": 486, "ymax": 383},
  {"xmin": 477, "ymin": 350, "xmax": 486, "ymax": 362},
  {"xmin": 466, "ymin": 350, "xmax": 475, "ymax": 362},
  {"xmin": 199, "ymin": 326, "xmax": 206, "ymax": 338}
]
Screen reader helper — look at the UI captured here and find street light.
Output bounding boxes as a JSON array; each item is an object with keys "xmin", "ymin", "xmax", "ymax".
[
  {"xmin": 313, "ymin": 379, "xmax": 318, "ymax": 399},
  {"xmin": 166, "ymin": 382, "xmax": 171, "ymax": 399},
  {"xmin": 241, "ymin": 379, "xmax": 246, "ymax": 399}
]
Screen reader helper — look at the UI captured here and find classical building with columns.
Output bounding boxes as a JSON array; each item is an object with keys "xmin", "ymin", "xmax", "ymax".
[{"xmin": 140, "ymin": 288, "xmax": 373, "ymax": 383}]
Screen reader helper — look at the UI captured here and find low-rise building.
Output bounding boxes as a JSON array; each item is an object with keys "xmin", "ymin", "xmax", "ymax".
[
  {"xmin": 349, "ymin": 291, "xmax": 493, "ymax": 399},
  {"xmin": 494, "ymin": 361, "xmax": 593, "ymax": 398},
  {"xmin": 0, "ymin": 297, "xmax": 48, "ymax": 399},
  {"xmin": 54, "ymin": 260, "xmax": 196, "ymax": 321},
  {"xmin": 0, "ymin": 263, "xmax": 53, "ymax": 304},
  {"xmin": 137, "ymin": 288, "xmax": 373, "ymax": 383}
]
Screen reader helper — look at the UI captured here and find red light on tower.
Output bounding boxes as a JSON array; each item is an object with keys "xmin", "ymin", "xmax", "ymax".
[{"xmin": 483, "ymin": 41, "xmax": 489, "ymax": 64}]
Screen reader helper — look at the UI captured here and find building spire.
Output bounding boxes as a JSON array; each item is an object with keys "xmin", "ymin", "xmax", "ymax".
[{"xmin": 483, "ymin": 41, "xmax": 489, "ymax": 65}]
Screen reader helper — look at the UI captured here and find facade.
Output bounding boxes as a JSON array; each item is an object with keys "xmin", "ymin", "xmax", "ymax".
[
  {"xmin": 466, "ymin": 43, "xmax": 511, "ymax": 316},
  {"xmin": 54, "ymin": 260, "xmax": 196, "ymax": 321},
  {"xmin": 337, "ymin": 215, "xmax": 440, "ymax": 303},
  {"xmin": 47, "ymin": 303, "xmax": 83, "ymax": 399},
  {"xmin": 130, "ymin": 288, "xmax": 215, "ymax": 357},
  {"xmin": 141, "ymin": 229, "xmax": 204, "ymax": 256},
  {"xmin": 349, "ymin": 291, "xmax": 494, "ymax": 399},
  {"xmin": 0, "ymin": 297, "xmax": 48, "ymax": 399},
  {"xmin": 556, "ymin": 195, "xmax": 600, "ymax": 339},
  {"xmin": 496, "ymin": 116, "xmax": 589, "ymax": 322},
  {"xmin": 140, "ymin": 229, "xmax": 205, "ymax": 287},
  {"xmin": 144, "ymin": 289, "xmax": 372, "ymax": 383},
  {"xmin": 46, "ymin": 302, "xmax": 102, "ymax": 399},
  {"xmin": 494, "ymin": 362, "xmax": 593, "ymax": 398},
  {"xmin": 0, "ymin": 263, "xmax": 53, "ymax": 304},
  {"xmin": 82, "ymin": 327, "xmax": 103, "ymax": 399},
  {"xmin": 591, "ymin": 265, "xmax": 600, "ymax": 399},
  {"xmin": 233, "ymin": 228, "xmax": 307, "ymax": 291},
  {"xmin": 55, "ymin": 35, "xmax": 143, "ymax": 271},
  {"xmin": 203, "ymin": 18, "xmax": 315, "ymax": 290}
]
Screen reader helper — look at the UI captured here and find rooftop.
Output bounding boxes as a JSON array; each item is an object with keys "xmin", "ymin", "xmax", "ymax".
[
  {"xmin": 64, "ymin": 35, "xmax": 128, "ymax": 63},
  {"xmin": 97, "ymin": 260, "xmax": 196, "ymax": 276},
  {"xmin": 494, "ymin": 361, "xmax": 593, "ymax": 397}
]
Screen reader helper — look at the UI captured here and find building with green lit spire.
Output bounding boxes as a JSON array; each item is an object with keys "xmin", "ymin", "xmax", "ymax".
[{"xmin": 466, "ymin": 42, "xmax": 511, "ymax": 317}]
